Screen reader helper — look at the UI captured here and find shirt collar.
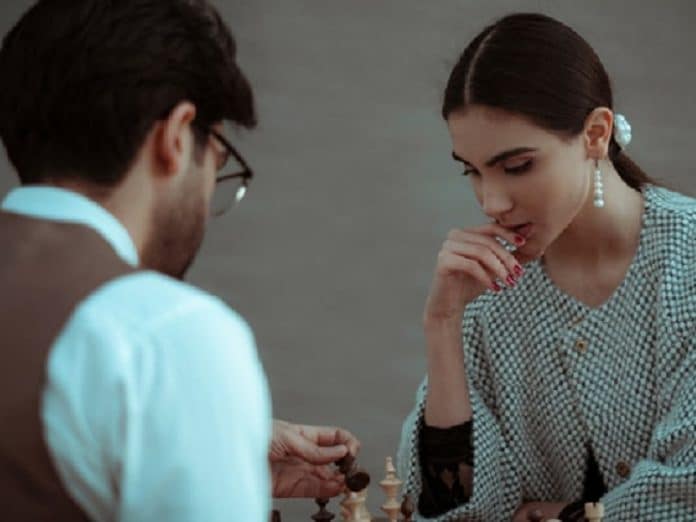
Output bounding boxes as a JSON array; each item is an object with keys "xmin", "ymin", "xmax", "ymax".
[{"xmin": 1, "ymin": 186, "xmax": 140, "ymax": 267}]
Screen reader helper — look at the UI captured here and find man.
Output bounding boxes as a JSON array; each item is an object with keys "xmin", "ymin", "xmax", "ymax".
[{"xmin": 0, "ymin": 1, "xmax": 359, "ymax": 520}]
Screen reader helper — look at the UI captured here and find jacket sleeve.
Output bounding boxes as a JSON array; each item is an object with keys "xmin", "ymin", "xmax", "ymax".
[{"xmin": 397, "ymin": 310, "xmax": 523, "ymax": 521}]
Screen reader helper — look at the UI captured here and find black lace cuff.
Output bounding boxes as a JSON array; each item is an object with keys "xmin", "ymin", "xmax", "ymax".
[
  {"xmin": 417, "ymin": 421, "xmax": 474, "ymax": 518},
  {"xmin": 557, "ymin": 500, "xmax": 585, "ymax": 522}
]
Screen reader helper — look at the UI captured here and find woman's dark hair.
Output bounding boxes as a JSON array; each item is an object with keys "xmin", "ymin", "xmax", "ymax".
[
  {"xmin": 0, "ymin": 0, "xmax": 256, "ymax": 186},
  {"xmin": 443, "ymin": 13, "xmax": 656, "ymax": 190}
]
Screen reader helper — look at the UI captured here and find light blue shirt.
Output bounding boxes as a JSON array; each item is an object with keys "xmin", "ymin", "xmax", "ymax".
[{"xmin": 2, "ymin": 186, "xmax": 272, "ymax": 522}]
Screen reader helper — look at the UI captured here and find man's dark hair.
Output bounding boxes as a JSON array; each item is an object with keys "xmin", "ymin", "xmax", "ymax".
[{"xmin": 0, "ymin": 0, "xmax": 256, "ymax": 187}]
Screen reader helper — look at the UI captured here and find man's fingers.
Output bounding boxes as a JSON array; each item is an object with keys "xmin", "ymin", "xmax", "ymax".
[
  {"xmin": 271, "ymin": 460, "xmax": 346, "ymax": 498},
  {"xmin": 317, "ymin": 478, "xmax": 345, "ymax": 498},
  {"xmin": 311, "ymin": 464, "xmax": 338, "ymax": 481},
  {"xmin": 327, "ymin": 427, "xmax": 360, "ymax": 456},
  {"xmin": 310, "ymin": 444, "xmax": 348, "ymax": 464},
  {"xmin": 290, "ymin": 431, "xmax": 348, "ymax": 465},
  {"xmin": 304, "ymin": 425, "xmax": 361, "ymax": 458},
  {"xmin": 311, "ymin": 467, "xmax": 346, "ymax": 498}
]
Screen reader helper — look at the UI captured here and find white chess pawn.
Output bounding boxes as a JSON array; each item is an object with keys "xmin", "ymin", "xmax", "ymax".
[
  {"xmin": 341, "ymin": 491, "xmax": 360, "ymax": 521},
  {"xmin": 585, "ymin": 502, "xmax": 605, "ymax": 522},
  {"xmin": 358, "ymin": 488, "xmax": 372, "ymax": 521},
  {"xmin": 341, "ymin": 489, "xmax": 371, "ymax": 522},
  {"xmin": 379, "ymin": 457, "xmax": 402, "ymax": 521}
]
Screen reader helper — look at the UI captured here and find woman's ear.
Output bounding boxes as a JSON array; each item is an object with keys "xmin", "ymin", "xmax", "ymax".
[{"xmin": 583, "ymin": 107, "xmax": 613, "ymax": 160}]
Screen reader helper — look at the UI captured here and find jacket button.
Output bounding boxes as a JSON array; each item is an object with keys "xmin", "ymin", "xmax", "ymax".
[
  {"xmin": 575, "ymin": 339, "xmax": 588, "ymax": 353},
  {"xmin": 616, "ymin": 460, "xmax": 631, "ymax": 478}
]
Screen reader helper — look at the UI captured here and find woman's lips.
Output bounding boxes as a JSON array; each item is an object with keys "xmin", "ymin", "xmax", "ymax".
[{"xmin": 512, "ymin": 222, "xmax": 534, "ymax": 238}]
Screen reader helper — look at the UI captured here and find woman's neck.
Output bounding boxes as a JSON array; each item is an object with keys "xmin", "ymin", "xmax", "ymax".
[{"xmin": 544, "ymin": 161, "xmax": 645, "ymax": 270}]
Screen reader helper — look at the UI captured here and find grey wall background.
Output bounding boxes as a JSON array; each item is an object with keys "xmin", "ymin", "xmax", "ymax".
[{"xmin": 1, "ymin": 1, "xmax": 695, "ymax": 519}]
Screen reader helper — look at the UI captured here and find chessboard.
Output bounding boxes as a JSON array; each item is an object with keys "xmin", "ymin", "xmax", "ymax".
[
  {"xmin": 271, "ymin": 456, "xmax": 606, "ymax": 522},
  {"xmin": 272, "ymin": 456, "xmax": 413, "ymax": 522}
]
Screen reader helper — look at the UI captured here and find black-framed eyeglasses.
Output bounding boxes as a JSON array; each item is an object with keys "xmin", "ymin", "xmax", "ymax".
[{"xmin": 207, "ymin": 128, "xmax": 254, "ymax": 217}]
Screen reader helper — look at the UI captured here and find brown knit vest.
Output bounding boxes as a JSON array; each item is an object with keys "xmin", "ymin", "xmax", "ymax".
[{"xmin": 0, "ymin": 210, "xmax": 136, "ymax": 520}]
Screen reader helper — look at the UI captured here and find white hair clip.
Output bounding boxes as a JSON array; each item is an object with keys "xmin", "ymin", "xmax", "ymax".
[{"xmin": 614, "ymin": 113, "xmax": 632, "ymax": 150}]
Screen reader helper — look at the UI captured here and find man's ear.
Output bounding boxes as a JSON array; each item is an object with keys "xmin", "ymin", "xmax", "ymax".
[
  {"xmin": 583, "ymin": 107, "xmax": 613, "ymax": 160},
  {"xmin": 152, "ymin": 101, "xmax": 198, "ymax": 178}
]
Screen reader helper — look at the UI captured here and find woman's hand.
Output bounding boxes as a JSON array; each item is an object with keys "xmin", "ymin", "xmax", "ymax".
[
  {"xmin": 512, "ymin": 501, "xmax": 567, "ymax": 522},
  {"xmin": 424, "ymin": 223, "xmax": 528, "ymax": 324}
]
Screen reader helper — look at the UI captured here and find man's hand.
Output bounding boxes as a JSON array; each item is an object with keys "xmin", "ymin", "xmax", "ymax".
[
  {"xmin": 271, "ymin": 457, "xmax": 345, "ymax": 498},
  {"xmin": 269, "ymin": 419, "xmax": 361, "ymax": 498},
  {"xmin": 512, "ymin": 501, "xmax": 567, "ymax": 522}
]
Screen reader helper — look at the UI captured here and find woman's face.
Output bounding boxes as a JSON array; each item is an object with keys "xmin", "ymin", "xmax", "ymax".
[{"xmin": 447, "ymin": 105, "xmax": 593, "ymax": 259}]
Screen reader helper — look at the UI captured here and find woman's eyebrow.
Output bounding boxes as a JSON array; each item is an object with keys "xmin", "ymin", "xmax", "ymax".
[{"xmin": 451, "ymin": 147, "xmax": 538, "ymax": 167}]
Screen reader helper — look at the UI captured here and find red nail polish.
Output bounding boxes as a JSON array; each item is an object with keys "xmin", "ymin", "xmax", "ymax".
[
  {"xmin": 492, "ymin": 283, "xmax": 502, "ymax": 292},
  {"xmin": 506, "ymin": 275, "xmax": 516, "ymax": 287},
  {"xmin": 514, "ymin": 265, "xmax": 523, "ymax": 277}
]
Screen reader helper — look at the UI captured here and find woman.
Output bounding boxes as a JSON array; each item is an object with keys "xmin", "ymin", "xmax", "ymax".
[{"xmin": 397, "ymin": 12, "xmax": 695, "ymax": 522}]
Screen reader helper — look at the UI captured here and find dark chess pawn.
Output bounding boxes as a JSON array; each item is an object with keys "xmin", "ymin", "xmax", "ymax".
[
  {"xmin": 335, "ymin": 455, "xmax": 371, "ymax": 492},
  {"xmin": 335, "ymin": 454, "xmax": 354, "ymax": 475},
  {"xmin": 400, "ymin": 494, "xmax": 415, "ymax": 522},
  {"xmin": 311, "ymin": 498, "xmax": 335, "ymax": 521}
]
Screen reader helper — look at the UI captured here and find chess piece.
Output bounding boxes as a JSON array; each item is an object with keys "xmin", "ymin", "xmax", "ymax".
[
  {"xmin": 312, "ymin": 498, "xmax": 335, "ymax": 521},
  {"xmin": 270, "ymin": 509, "xmax": 281, "ymax": 522},
  {"xmin": 585, "ymin": 502, "xmax": 605, "ymax": 522},
  {"xmin": 341, "ymin": 490, "xmax": 362, "ymax": 521},
  {"xmin": 379, "ymin": 457, "xmax": 402, "ymax": 521},
  {"xmin": 400, "ymin": 494, "xmax": 415, "ymax": 522},
  {"xmin": 356, "ymin": 488, "xmax": 372, "ymax": 521},
  {"xmin": 339, "ymin": 490, "xmax": 350, "ymax": 521},
  {"xmin": 336, "ymin": 455, "xmax": 371, "ymax": 492},
  {"xmin": 336, "ymin": 454, "xmax": 356, "ymax": 476}
]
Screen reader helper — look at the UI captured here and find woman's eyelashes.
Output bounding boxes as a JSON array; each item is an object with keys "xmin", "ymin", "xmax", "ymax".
[
  {"xmin": 503, "ymin": 158, "xmax": 533, "ymax": 174},
  {"xmin": 461, "ymin": 158, "xmax": 533, "ymax": 177}
]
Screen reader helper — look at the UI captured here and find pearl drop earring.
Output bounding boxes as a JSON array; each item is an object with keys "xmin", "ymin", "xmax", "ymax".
[{"xmin": 593, "ymin": 159, "xmax": 605, "ymax": 208}]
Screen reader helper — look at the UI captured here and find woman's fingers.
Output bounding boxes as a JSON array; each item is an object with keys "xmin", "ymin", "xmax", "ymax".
[
  {"xmin": 441, "ymin": 241, "xmax": 510, "ymax": 287},
  {"xmin": 472, "ymin": 223, "xmax": 526, "ymax": 245},
  {"xmin": 428, "ymin": 222, "xmax": 530, "ymax": 319},
  {"xmin": 444, "ymin": 235, "xmax": 522, "ymax": 285},
  {"xmin": 443, "ymin": 228, "xmax": 525, "ymax": 287},
  {"xmin": 437, "ymin": 251, "xmax": 500, "ymax": 292}
]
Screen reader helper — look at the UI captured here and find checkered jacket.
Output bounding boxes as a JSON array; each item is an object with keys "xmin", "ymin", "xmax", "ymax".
[{"xmin": 398, "ymin": 185, "xmax": 696, "ymax": 521}]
